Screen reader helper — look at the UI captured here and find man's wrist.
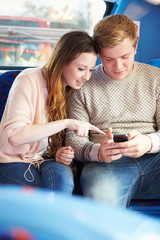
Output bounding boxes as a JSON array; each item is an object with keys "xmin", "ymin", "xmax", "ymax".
[
  {"xmin": 146, "ymin": 133, "xmax": 160, "ymax": 153},
  {"xmin": 98, "ymin": 148, "xmax": 103, "ymax": 162},
  {"xmin": 89, "ymin": 143, "xmax": 101, "ymax": 162},
  {"xmin": 145, "ymin": 134, "xmax": 152, "ymax": 153}
]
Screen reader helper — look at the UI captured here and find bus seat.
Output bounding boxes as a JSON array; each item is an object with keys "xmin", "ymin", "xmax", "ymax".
[
  {"xmin": 130, "ymin": 199, "xmax": 160, "ymax": 218},
  {"xmin": 0, "ymin": 70, "xmax": 21, "ymax": 121}
]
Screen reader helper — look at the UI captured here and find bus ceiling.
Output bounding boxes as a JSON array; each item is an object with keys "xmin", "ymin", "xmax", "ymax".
[
  {"xmin": 103, "ymin": 0, "xmax": 160, "ymax": 17},
  {"xmin": 103, "ymin": 1, "xmax": 116, "ymax": 17}
]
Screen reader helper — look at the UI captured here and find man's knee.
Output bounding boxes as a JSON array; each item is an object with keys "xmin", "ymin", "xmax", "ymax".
[{"xmin": 80, "ymin": 171, "xmax": 121, "ymax": 205}]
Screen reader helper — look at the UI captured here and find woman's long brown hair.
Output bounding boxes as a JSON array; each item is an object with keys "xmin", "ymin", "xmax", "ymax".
[{"xmin": 43, "ymin": 31, "xmax": 98, "ymax": 157}]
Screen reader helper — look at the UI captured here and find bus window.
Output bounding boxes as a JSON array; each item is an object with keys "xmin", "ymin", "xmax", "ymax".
[{"xmin": 0, "ymin": 0, "xmax": 105, "ymax": 67}]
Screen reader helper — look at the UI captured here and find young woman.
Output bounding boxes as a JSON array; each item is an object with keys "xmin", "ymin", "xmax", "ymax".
[{"xmin": 0, "ymin": 31, "xmax": 104, "ymax": 194}]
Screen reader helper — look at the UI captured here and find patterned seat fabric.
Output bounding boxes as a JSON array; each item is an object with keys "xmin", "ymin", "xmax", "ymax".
[
  {"xmin": 130, "ymin": 199, "xmax": 160, "ymax": 207},
  {"xmin": 0, "ymin": 70, "xmax": 21, "ymax": 121}
]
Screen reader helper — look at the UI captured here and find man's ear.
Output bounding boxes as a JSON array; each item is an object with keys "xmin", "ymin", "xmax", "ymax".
[{"xmin": 134, "ymin": 41, "xmax": 138, "ymax": 55}]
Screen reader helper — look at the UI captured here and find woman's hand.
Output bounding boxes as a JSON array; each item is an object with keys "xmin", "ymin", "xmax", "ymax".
[
  {"xmin": 65, "ymin": 119, "xmax": 105, "ymax": 137},
  {"xmin": 9, "ymin": 119, "xmax": 104, "ymax": 147},
  {"xmin": 56, "ymin": 146, "xmax": 74, "ymax": 165}
]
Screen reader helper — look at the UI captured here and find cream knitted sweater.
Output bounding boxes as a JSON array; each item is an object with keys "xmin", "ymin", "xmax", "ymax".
[
  {"xmin": 0, "ymin": 68, "xmax": 48, "ymax": 163},
  {"xmin": 66, "ymin": 62, "xmax": 160, "ymax": 162}
]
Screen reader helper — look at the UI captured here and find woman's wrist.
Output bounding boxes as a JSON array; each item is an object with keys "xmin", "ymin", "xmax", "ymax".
[{"xmin": 63, "ymin": 119, "xmax": 70, "ymax": 129}]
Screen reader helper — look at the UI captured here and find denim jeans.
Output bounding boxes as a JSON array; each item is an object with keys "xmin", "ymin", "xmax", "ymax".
[
  {"xmin": 80, "ymin": 153, "xmax": 160, "ymax": 208},
  {"xmin": 40, "ymin": 160, "xmax": 74, "ymax": 194},
  {"xmin": 0, "ymin": 159, "xmax": 74, "ymax": 195}
]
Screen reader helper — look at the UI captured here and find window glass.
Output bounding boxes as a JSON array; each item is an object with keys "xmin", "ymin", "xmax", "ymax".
[
  {"xmin": 144, "ymin": 0, "xmax": 160, "ymax": 5},
  {"xmin": 0, "ymin": 0, "xmax": 105, "ymax": 67}
]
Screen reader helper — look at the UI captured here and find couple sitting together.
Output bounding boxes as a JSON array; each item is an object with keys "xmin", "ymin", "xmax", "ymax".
[{"xmin": 0, "ymin": 14, "xmax": 160, "ymax": 208}]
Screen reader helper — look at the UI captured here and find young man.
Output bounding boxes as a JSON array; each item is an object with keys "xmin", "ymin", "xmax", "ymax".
[{"xmin": 65, "ymin": 15, "xmax": 160, "ymax": 208}]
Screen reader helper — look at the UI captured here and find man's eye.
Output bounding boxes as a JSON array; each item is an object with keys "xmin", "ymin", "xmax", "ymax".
[{"xmin": 105, "ymin": 59, "xmax": 112, "ymax": 61}]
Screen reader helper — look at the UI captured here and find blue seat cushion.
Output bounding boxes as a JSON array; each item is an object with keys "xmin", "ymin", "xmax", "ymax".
[{"xmin": 0, "ymin": 70, "xmax": 21, "ymax": 121}]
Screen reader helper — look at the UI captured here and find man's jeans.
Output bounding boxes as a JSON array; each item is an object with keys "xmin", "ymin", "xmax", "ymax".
[
  {"xmin": 80, "ymin": 153, "xmax": 160, "ymax": 207},
  {"xmin": 0, "ymin": 159, "xmax": 74, "ymax": 194}
]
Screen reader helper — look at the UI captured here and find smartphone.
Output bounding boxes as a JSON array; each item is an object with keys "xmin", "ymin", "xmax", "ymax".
[{"xmin": 113, "ymin": 134, "xmax": 128, "ymax": 142}]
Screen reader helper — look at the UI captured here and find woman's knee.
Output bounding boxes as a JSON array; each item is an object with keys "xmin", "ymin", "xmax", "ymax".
[
  {"xmin": 40, "ymin": 161, "xmax": 74, "ymax": 194},
  {"xmin": 0, "ymin": 163, "xmax": 42, "ymax": 187}
]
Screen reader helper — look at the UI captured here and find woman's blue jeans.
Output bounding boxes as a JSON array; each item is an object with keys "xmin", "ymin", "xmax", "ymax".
[
  {"xmin": 80, "ymin": 153, "xmax": 160, "ymax": 208},
  {"xmin": 0, "ymin": 159, "xmax": 74, "ymax": 195}
]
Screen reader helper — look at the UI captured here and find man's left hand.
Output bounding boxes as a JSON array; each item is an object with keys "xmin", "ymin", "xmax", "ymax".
[{"xmin": 116, "ymin": 130, "xmax": 152, "ymax": 158}]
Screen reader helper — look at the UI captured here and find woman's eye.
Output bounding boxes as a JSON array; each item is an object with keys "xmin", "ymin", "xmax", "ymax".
[{"xmin": 78, "ymin": 68, "xmax": 85, "ymax": 71}]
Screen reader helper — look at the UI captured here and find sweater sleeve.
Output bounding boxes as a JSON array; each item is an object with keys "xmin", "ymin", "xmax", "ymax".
[
  {"xmin": 1, "ymin": 71, "xmax": 37, "ymax": 138},
  {"xmin": 147, "ymin": 132, "xmax": 160, "ymax": 153},
  {"xmin": 0, "ymin": 69, "xmax": 44, "ymax": 160},
  {"xmin": 147, "ymin": 76, "xmax": 160, "ymax": 153},
  {"xmin": 65, "ymin": 89, "xmax": 100, "ymax": 162}
]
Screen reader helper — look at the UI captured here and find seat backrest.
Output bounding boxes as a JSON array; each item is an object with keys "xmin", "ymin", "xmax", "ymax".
[{"xmin": 0, "ymin": 70, "xmax": 21, "ymax": 121}]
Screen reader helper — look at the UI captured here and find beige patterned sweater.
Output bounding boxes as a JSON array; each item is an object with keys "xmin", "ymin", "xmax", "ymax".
[{"xmin": 65, "ymin": 62, "xmax": 160, "ymax": 162}]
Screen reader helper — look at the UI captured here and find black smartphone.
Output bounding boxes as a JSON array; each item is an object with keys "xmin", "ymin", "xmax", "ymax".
[{"xmin": 113, "ymin": 134, "xmax": 128, "ymax": 142}]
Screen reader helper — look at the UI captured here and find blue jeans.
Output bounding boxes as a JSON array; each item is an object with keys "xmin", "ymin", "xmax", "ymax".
[
  {"xmin": 40, "ymin": 160, "xmax": 74, "ymax": 193},
  {"xmin": 80, "ymin": 153, "xmax": 160, "ymax": 208},
  {"xmin": 0, "ymin": 159, "xmax": 74, "ymax": 194}
]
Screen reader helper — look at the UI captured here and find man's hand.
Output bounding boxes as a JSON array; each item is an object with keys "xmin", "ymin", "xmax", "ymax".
[
  {"xmin": 119, "ymin": 130, "xmax": 152, "ymax": 158},
  {"xmin": 98, "ymin": 128, "xmax": 123, "ymax": 163},
  {"xmin": 98, "ymin": 129, "xmax": 152, "ymax": 163}
]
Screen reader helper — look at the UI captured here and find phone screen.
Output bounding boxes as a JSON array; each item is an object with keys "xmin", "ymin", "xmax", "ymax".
[{"xmin": 113, "ymin": 134, "xmax": 128, "ymax": 142}]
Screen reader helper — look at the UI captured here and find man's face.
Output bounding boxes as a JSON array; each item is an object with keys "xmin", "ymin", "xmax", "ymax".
[{"xmin": 100, "ymin": 38, "xmax": 137, "ymax": 80}]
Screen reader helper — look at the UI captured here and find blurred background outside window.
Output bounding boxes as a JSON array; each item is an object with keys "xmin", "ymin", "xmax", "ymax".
[{"xmin": 0, "ymin": 0, "xmax": 105, "ymax": 67}]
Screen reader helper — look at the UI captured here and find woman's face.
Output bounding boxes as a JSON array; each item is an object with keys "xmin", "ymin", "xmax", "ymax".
[{"xmin": 62, "ymin": 52, "xmax": 97, "ymax": 89}]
